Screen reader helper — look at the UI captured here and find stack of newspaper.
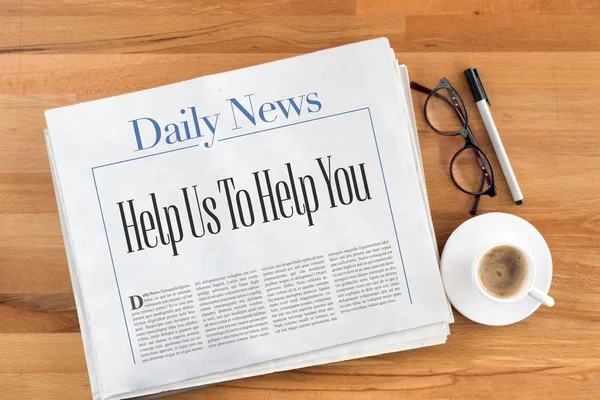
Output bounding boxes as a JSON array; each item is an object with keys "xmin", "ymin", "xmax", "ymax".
[{"xmin": 44, "ymin": 38, "xmax": 453, "ymax": 400}]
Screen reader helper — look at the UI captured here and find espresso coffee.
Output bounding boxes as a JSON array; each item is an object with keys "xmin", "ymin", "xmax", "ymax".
[{"xmin": 478, "ymin": 245, "xmax": 529, "ymax": 299}]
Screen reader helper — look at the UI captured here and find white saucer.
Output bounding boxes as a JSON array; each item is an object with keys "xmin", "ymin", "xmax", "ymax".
[{"xmin": 441, "ymin": 212, "xmax": 552, "ymax": 326}]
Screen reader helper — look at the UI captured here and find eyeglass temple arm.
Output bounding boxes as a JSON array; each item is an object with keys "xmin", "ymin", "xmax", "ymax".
[
  {"xmin": 409, "ymin": 82, "xmax": 433, "ymax": 96},
  {"xmin": 469, "ymin": 195, "xmax": 481, "ymax": 216},
  {"xmin": 469, "ymin": 174, "xmax": 486, "ymax": 215}
]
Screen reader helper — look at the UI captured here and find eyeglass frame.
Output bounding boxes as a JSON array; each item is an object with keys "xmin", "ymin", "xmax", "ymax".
[{"xmin": 410, "ymin": 78, "xmax": 496, "ymax": 215}]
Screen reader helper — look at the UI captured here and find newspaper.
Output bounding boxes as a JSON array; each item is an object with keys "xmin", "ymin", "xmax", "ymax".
[{"xmin": 44, "ymin": 38, "xmax": 452, "ymax": 400}]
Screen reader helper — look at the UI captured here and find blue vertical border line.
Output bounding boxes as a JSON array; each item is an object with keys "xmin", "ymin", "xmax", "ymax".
[
  {"xmin": 365, "ymin": 107, "xmax": 413, "ymax": 304},
  {"xmin": 91, "ymin": 144, "xmax": 199, "ymax": 364},
  {"xmin": 92, "ymin": 169, "xmax": 136, "ymax": 364}
]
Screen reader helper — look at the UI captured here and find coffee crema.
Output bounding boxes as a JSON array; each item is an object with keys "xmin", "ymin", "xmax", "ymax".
[{"xmin": 478, "ymin": 245, "xmax": 528, "ymax": 299}]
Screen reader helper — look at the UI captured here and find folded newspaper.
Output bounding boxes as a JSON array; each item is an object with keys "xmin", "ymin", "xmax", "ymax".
[{"xmin": 44, "ymin": 38, "xmax": 453, "ymax": 400}]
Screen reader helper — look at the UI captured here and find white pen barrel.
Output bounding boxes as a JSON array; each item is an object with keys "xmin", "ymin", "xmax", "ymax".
[{"xmin": 476, "ymin": 101, "xmax": 524, "ymax": 203}]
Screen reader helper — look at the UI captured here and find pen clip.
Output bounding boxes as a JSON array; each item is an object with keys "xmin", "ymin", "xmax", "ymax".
[{"xmin": 473, "ymin": 68, "xmax": 491, "ymax": 106}]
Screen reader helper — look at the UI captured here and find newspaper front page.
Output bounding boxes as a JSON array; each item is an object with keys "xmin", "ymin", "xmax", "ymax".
[{"xmin": 45, "ymin": 39, "xmax": 451, "ymax": 399}]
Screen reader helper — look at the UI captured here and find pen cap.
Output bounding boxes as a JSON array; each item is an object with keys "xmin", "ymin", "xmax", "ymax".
[{"xmin": 464, "ymin": 68, "xmax": 490, "ymax": 105}]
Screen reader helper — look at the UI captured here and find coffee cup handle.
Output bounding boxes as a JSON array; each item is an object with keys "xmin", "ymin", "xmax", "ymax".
[{"xmin": 528, "ymin": 287, "xmax": 555, "ymax": 307}]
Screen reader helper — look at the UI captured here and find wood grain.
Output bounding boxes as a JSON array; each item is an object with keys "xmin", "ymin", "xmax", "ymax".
[{"xmin": 1, "ymin": 1, "xmax": 599, "ymax": 399}]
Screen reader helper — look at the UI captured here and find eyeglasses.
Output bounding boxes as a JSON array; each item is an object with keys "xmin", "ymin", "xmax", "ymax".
[{"xmin": 410, "ymin": 78, "xmax": 496, "ymax": 215}]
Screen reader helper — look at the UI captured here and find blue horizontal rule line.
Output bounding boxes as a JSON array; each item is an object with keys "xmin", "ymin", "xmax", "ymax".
[
  {"xmin": 93, "ymin": 143, "xmax": 199, "ymax": 170},
  {"xmin": 217, "ymin": 107, "xmax": 370, "ymax": 142}
]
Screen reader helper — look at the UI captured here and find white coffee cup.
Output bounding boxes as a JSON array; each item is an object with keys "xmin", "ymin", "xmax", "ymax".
[{"xmin": 471, "ymin": 242, "xmax": 555, "ymax": 307}]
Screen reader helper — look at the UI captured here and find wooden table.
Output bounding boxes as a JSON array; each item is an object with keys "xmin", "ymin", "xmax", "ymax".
[{"xmin": 1, "ymin": 1, "xmax": 599, "ymax": 399}]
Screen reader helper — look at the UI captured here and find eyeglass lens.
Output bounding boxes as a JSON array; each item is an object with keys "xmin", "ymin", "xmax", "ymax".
[
  {"xmin": 424, "ymin": 87, "xmax": 467, "ymax": 135},
  {"xmin": 451, "ymin": 146, "xmax": 494, "ymax": 195}
]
